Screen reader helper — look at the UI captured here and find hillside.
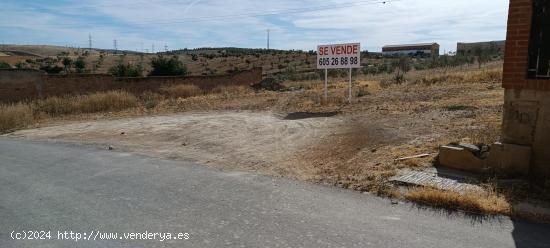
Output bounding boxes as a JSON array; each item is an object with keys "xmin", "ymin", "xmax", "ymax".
[{"xmin": 0, "ymin": 45, "xmax": 320, "ymax": 76}]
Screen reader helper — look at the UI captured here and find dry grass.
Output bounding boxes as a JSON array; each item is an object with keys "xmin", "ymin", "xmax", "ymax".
[
  {"xmin": 0, "ymin": 103, "xmax": 34, "ymax": 132},
  {"xmin": 414, "ymin": 68, "xmax": 502, "ymax": 86},
  {"xmin": 0, "ymin": 91, "xmax": 138, "ymax": 133},
  {"xmin": 78, "ymin": 90, "xmax": 138, "ymax": 113},
  {"xmin": 405, "ymin": 187, "xmax": 511, "ymax": 216},
  {"xmin": 35, "ymin": 91, "xmax": 138, "ymax": 116},
  {"xmin": 159, "ymin": 84, "xmax": 204, "ymax": 98},
  {"xmin": 210, "ymin": 85, "xmax": 252, "ymax": 97}
]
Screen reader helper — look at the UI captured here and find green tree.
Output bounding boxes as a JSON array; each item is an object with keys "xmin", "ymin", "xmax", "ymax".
[
  {"xmin": 474, "ymin": 48, "xmax": 491, "ymax": 69},
  {"xmin": 108, "ymin": 62, "xmax": 143, "ymax": 77},
  {"xmin": 15, "ymin": 62, "xmax": 27, "ymax": 69},
  {"xmin": 391, "ymin": 57, "xmax": 411, "ymax": 83},
  {"xmin": 149, "ymin": 55, "xmax": 188, "ymax": 76},
  {"xmin": 62, "ymin": 57, "xmax": 73, "ymax": 73},
  {"xmin": 0, "ymin": 61, "xmax": 10, "ymax": 69},
  {"xmin": 74, "ymin": 56, "xmax": 86, "ymax": 73}
]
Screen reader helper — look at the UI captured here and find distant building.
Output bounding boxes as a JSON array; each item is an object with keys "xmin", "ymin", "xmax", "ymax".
[
  {"xmin": 457, "ymin": 40, "xmax": 506, "ymax": 55},
  {"xmin": 381, "ymin": 43, "xmax": 440, "ymax": 57}
]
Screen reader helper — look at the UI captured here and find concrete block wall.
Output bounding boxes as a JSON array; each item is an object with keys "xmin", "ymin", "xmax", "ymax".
[{"xmin": 0, "ymin": 68, "xmax": 262, "ymax": 103}]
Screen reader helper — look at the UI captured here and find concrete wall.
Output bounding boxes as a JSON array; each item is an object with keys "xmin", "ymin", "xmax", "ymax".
[
  {"xmin": 0, "ymin": 68, "xmax": 262, "ymax": 103},
  {"xmin": 503, "ymin": 89, "xmax": 550, "ymax": 184},
  {"xmin": 0, "ymin": 69, "xmax": 46, "ymax": 101}
]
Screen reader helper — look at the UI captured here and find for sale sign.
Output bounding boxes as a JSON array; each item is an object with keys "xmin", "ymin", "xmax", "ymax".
[{"xmin": 317, "ymin": 43, "xmax": 361, "ymax": 69}]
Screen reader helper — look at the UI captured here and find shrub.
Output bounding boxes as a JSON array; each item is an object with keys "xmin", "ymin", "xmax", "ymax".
[
  {"xmin": 108, "ymin": 63, "xmax": 143, "ymax": 77},
  {"xmin": 443, "ymin": 105, "xmax": 470, "ymax": 111},
  {"xmin": 0, "ymin": 61, "xmax": 10, "ymax": 69},
  {"xmin": 356, "ymin": 88, "xmax": 370, "ymax": 97},
  {"xmin": 40, "ymin": 65, "xmax": 64, "ymax": 74},
  {"xmin": 140, "ymin": 92, "xmax": 163, "ymax": 109},
  {"xmin": 74, "ymin": 56, "xmax": 86, "ymax": 73},
  {"xmin": 62, "ymin": 57, "xmax": 72, "ymax": 73},
  {"xmin": 149, "ymin": 55, "xmax": 188, "ymax": 76}
]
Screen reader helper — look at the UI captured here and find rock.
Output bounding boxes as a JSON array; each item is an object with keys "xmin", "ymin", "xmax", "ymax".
[{"xmin": 458, "ymin": 143, "xmax": 480, "ymax": 153}]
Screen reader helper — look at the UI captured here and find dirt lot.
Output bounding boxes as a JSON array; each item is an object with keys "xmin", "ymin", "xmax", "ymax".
[
  {"xmin": 7, "ymin": 65, "xmax": 503, "ymax": 189},
  {"xmin": 11, "ymin": 111, "xmax": 344, "ymax": 176},
  {"xmin": 9, "ymin": 62, "xmax": 545, "ymax": 219}
]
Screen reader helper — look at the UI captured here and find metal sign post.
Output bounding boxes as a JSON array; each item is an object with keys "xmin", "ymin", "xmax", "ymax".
[
  {"xmin": 349, "ymin": 67, "xmax": 352, "ymax": 103},
  {"xmin": 316, "ymin": 42, "xmax": 361, "ymax": 103},
  {"xmin": 324, "ymin": 68, "xmax": 328, "ymax": 101}
]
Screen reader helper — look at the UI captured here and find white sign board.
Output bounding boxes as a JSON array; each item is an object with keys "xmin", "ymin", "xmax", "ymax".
[{"xmin": 317, "ymin": 43, "xmax": 361, "ymax": 69}]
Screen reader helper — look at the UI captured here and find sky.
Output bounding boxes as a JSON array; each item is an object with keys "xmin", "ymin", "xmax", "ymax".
[{"xmin": 0, "ymin": 0, "xmax": 510, "ymax": 53}]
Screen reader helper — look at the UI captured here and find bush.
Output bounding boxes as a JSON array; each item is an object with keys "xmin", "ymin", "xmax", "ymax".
[
  {"xmin": 109, "ymin": 63, "xmax": 143, "ymax": 77},
  {"xmin": 40, "ymin": 65, "xmax": 64, "ymax": 74},
  {"xmin": 149, "ymin": 55, "xmax": 188, "ymax": 76},
  {"xmin": 356, "ymin": 88, "xmax": 370, "ymax": 97},
  {"xmin": 62, "ymin": 57, "xmax": 72, "ymax": 73},
  {"xmin": 74, "ymin": 56, "xmax": 86, "ymax": 73},
  {"xmin": 0, "ymin": 61, "xmax": 10, "ymax": 69}
]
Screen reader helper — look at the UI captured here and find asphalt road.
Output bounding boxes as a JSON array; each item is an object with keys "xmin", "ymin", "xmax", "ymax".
[{"xmin": 1, "ymin": 138, "xmax": 549, "ymax": 248}]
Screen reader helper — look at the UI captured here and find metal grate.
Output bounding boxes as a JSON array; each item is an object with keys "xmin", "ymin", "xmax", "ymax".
[{"xmin": 528, "ymin": 0, "xmax": 550, "ymax": 79}]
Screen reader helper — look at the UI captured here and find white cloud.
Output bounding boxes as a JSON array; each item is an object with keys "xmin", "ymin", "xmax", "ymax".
[{"xmin": 0, "ymin": 0, "xmax": 510, "ymax": 52}]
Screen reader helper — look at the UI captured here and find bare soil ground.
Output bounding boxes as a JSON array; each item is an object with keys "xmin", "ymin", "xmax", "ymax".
[
  {"xmin": 8, "ymin": 62, "xmax": 549, "ymax": 220},
  {"xmin": 11, "ymin": 111, "xmax": 344, "ymax": 176},
  {"xmin": 8, "ymin": 65, "xmax": 503, "ymax": 187}
]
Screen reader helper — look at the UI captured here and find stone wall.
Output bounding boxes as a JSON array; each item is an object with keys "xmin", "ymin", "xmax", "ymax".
[{"xmin": 0, "ymin": 68, "xmax": 262, "ymax": 103}]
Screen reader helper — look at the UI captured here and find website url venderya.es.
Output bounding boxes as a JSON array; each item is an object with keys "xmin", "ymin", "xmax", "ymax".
[{"xmin": 10, "ymin": 230, "xmax": 190, "ymax": 242}]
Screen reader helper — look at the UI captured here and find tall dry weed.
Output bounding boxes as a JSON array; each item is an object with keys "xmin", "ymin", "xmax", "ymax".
[
  {"xmin": 0, "ymin": 103, "xmax": 34, "ymax": 132},
  {"xmin": 159, "ymin": 84, "xmax": 203, "ymax": 98}
]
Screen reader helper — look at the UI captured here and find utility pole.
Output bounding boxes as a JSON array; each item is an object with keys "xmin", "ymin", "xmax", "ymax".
[
  {"xmin": 113, "ymin": 39, "xmax": 118, "ymax": 54},
  {"xmin": 267, "ymin": 29, "xmax": 270, "ymax": 50},
  {"xmin": 88, "ymin": 34, "xmax": 92, "ymax": 50},
  {"xmin": 152, "ymin": 43, "xmax": 155, "ymax": 54},
  {"xmin": 164, "ymin": 44, "xmax": 168, "ymax": 52}
]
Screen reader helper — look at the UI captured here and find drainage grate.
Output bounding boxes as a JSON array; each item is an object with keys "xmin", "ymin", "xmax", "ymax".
[{"xmin": 390, "ymin": 170, "xmax": 483, "ymax": 193}]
